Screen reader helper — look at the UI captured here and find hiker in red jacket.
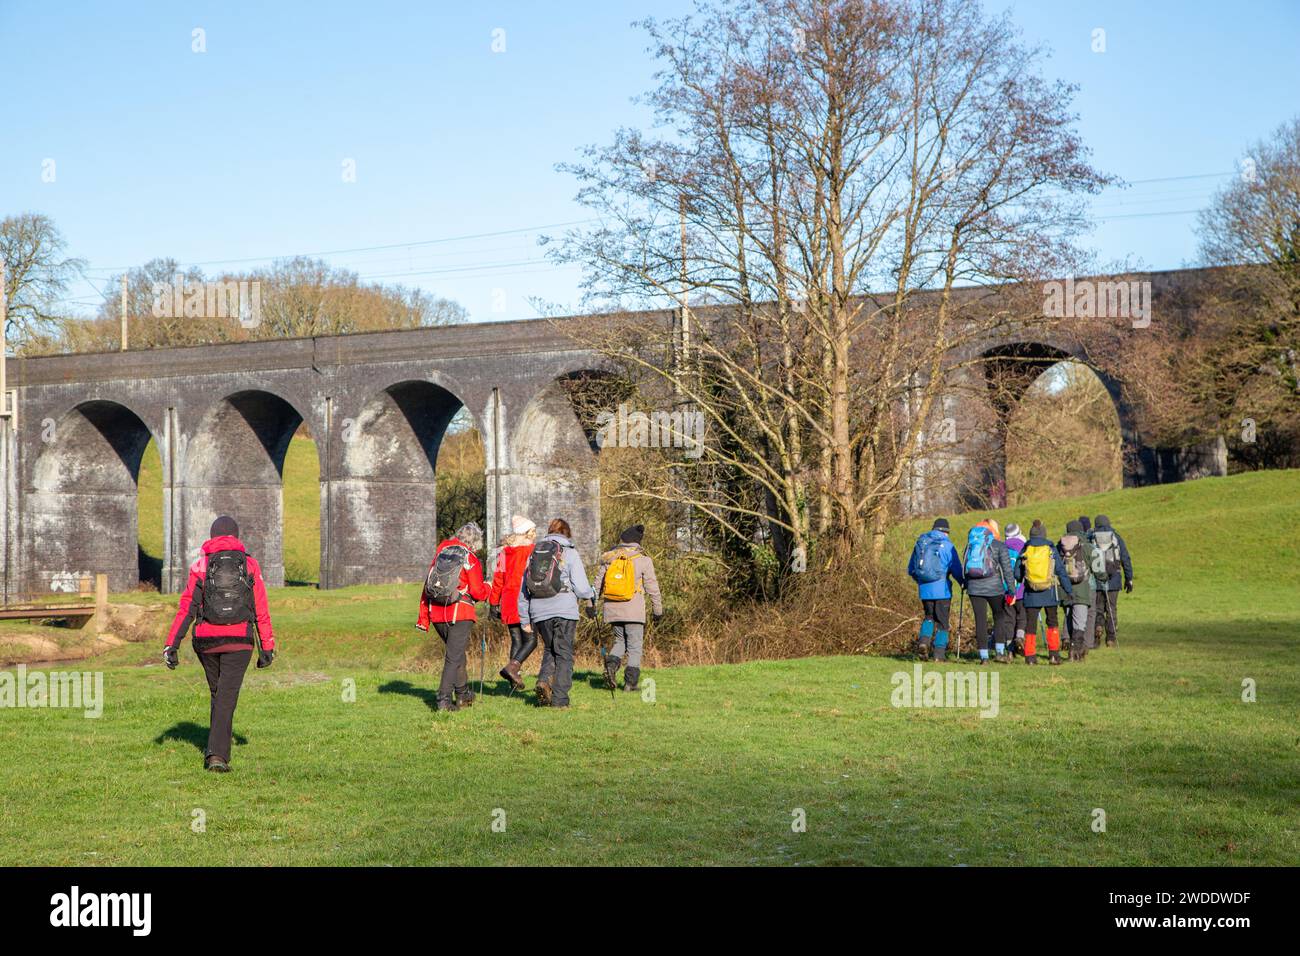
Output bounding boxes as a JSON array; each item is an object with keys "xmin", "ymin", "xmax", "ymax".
[
  {"xmin": 416, "ymin": 521, "xmax": 490, "ymax": 712},
  {"xmin": 489, "ymin": 515, "xmax": 537, "ymax": 691},
  {"xmin": 163, "ymin": 515, "xmax": 275, "ymax": 772}
]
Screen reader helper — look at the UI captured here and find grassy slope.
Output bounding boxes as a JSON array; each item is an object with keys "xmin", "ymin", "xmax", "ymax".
[
  {"xmin": 137, "ymin": 437, "xmax": 321, "ymax": 584},
  {"xmin": 2, "ymin": 471, "xmax": 1297, "ymax": 865}
]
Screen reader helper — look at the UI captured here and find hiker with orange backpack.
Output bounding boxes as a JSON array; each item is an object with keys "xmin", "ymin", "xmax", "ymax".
[
  {"xmin": 961, "ymin": 519, "xmax": 1015, "ymax": 665},
  {"xmin": 907, "ymin": 518, "xmax": 965, "ymax": 662},
  {"xmin": 489, "ymin": 515, "xmax": 538, "ymax": 691},
  {"xmin": 1016, "ymin": 520, "xmax": 1074, "ymax": 665},
  {"xmin": 416, "ymin": 521, "xmax": 490, "ymax": 712},
  {"xmin": 597, "ymin": 524, "xmax": 663, "ymax": 692}
]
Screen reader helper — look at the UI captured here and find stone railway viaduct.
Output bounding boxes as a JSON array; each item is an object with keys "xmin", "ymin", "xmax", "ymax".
[{"xmin": 0, "ymin": 268, "xmax": 1225, "ymax": 598}]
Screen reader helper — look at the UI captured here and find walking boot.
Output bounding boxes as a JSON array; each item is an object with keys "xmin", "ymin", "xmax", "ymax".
[
  {"xmin": 456, "ymin": 689, "xmax": 475, "ymax": 708},
  {"xmin": 624, "ymin": 666, "xmax": 640, "ymax": 692},
  {"xmin": 435, "ymin": 699, "xmax": 459, "ymax": 713},
  {"xmin": 534, "ymin": 680, "xmax": 552, "ymax": 707},
  {"xmin": 604, "ymin": 655, "xmax": 621, "ymax": 690},
  {"xmin": 932, "ymin": 645, "xmax": 947, "ymax": 663},
  {"xmin": 916, "ymin": 638, "xmax": 931, "ymax": 661},
  {"xmin": 499, "ymin": 659, "xmax": 526, "ymax": 691},
  {"xmin": 204, "ymin": 754, "xmax": 230, "ymax": 773},
  {"xmin": 1049, "ymin": 650, "xmax": 1062, "ymax": 665}
]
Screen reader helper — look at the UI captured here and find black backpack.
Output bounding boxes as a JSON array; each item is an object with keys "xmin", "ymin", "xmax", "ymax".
[
  {"xmin": 424, "ymin": 544, "xmax": 471, "ymax": 605},
  {"xmin": 200, "ymin": 550, "xmax": 254, "ymax": 625},
  {"xmin": 524, "ymin": 538, "xmax": 566, "ymax": 599}
]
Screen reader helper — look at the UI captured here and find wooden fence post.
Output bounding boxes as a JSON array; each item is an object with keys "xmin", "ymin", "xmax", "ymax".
[{"xmin": 94, "ymin": 573, "xmax": 108, "ymax": 635}]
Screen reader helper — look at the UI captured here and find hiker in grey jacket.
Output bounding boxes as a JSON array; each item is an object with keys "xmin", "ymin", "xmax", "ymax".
[
  {"xmin": 517, "ymin": 519, "xmax": 595, "ymax": 708},
  {"xmin": 597, "ymin": 524, "xmax": 663, "ymax": 693},
  {"xmin": 961, "ymin": 519, "xmax": 1016, "ymax": 664}
]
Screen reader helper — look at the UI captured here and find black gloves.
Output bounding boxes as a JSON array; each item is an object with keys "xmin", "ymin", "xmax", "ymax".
[
  {"xmin": 257, "ymin": 647, "xmax": 275, "ymax": 669},
  {"xmin": 653, "ymin": 612, "xmax": 664, "ymax": 624},
  {"xmin": 1124, "ymin": 579, "xmax": 1133, "ymax": 594},
  {"xmin": 490, "ymin": 605, "xmax": 502, "ymax": 621},
  {"xmin": 163, "ymin": 646, "xmax": 178, "ymax": 670},
  {"xmin": 583, "ymin": 604, "xmax": 597, "ymax": 620}
]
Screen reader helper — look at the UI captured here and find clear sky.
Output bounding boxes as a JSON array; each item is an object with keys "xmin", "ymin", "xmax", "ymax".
[{"xmin": 4, "ymin": 0, "xmax": 1297, "ymax": 323}]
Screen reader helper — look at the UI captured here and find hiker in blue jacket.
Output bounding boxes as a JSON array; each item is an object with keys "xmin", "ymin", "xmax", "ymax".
[{"xmin": 907, "ymin": 518, "xmax": 965, "ymax": 662}]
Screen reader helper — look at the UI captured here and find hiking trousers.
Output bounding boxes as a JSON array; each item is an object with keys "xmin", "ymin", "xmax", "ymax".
[
  {"xmin": 508, "ymin": 623, "xmax": 537, "ymax": 665},
  {"xmin": 198, "ymin": 649, "xmax": 252, "ymax": 763},
  {"xmin": 610, "ymin": 622, "xmax": 645, "ymax": 668},
  {"xmin": 1012, "ymin": 600, "xmax": 1027, "ymax": 637},
  {"xmin": 1025, "ymin": 604, "xmax": 1060, "ymax": 633},
  {"xmin": 1068, "ymin": 601, "xmax": 1091, "ymax": 643},
  {"xmin": 433, "ymin": 620, "xmax": 473, "ymax": 705},
  {"xmin": 967, "ymin": 594, "xmax": 1008, "ymax": 651},
  {"xmin": 536, "ymin": 617, "xmax": 577, "ymax": 706},
  {"xmin": 1096, "ymin": 589, "xmax": 1119, "ymax": 643},
  {"xmin": 920, "ymin": 599, "xmax": 951, "ymax": 632}
]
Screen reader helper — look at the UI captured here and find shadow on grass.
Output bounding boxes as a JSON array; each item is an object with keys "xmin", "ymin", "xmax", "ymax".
[
  {"xmin": 153, "ymin": 721, "xmax": 246, "ymax": 752},
  {"xmin": 581, "ymin": 668, "xmax": 620, "ymax": 693},
  {"xmin": 378, "ymin": 680, "xmax": 439, "ymax": 711}
]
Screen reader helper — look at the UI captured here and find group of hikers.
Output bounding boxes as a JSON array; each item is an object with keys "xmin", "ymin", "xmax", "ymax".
[
  {"xmin": 414, "ymin": 514, "xmax": 662, "ymax": 712},
  {"xmin": 907, "ymin": 514, "xmax": 1133, "ymax": 666},
  {"xmin": 162, "ymin": 512, "xmax": 662, "ymax": 770},
  {"xmin": 159, "ymin": 503, "xmax": 1130, "ymax": 773}
]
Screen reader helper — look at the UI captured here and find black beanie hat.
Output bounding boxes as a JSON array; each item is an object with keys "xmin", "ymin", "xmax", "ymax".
[
  {"xmin": 210, "ymin": 515, "xmax": 239, "ymax": 538},
  {"xmin": 1079, "ymin": 515, "xmax": 1092, "ymax": 532},
  {"xmin": 619, "ymin": 524, "xmax": 645, "ymax": 545},
  {"xmin": 1066, "ymin": 519, "xmax": 1084, "ymax": 534},
  {"xmin": 932, "ymin": 517, "xmax": 950, "ymax": 532},
  {"xmin": 1094, "ymin": 514, "xmax": 1111, "ymax": 529},
  {"xmin": 1030, "ymin": 520, "xmax": 1045, "ymax": 538}
]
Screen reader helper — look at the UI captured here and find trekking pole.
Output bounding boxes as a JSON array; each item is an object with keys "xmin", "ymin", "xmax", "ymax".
[
  {"xmin": 479, "ymin": 628, "xmax": 487, "ymax": 698},
  {"xmin": 597, "ymin": 640, "xmax": 615, "ymax": 703},
  {"xmin": 954, "ymin": 589, "xmax": 964, "ymax": 662}
]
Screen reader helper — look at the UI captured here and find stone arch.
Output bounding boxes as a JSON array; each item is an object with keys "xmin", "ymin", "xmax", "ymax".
[
  {"xmin": 182, "ymin": 390, "xmax": 316, "ymax": 587},
  {"xmin": 505, "ymin": 370, "xmax": 613, "ymax": 561},
  {"xmin": 27, "ymin": 400, "xmax": 157, "ymax": 593},
  {"xmin": 975, "ymin": 341, "xmax": 1132, "ymax": 508},
  {"xmin": 330, "ymin": 378, "xmax": 471, "ymax": 586}
]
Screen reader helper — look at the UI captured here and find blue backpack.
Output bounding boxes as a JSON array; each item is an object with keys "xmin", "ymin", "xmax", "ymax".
[
  {"xmin": 964, "ymin": 527, "xmax": 997, "ymax": 579},
  {"xmin": 910, "ymin": 533, "xmax": 948, "ymax": 584}
]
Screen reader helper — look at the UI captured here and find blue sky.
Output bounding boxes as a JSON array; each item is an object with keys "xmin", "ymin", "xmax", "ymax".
[{"xmin": 4, "ymin": 0, "xmax": 1297, "ymax": 323}]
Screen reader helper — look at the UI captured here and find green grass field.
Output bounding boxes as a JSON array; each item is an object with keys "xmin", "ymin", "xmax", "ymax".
[{"xmin": 2, "ymin": 470, "xmax": 1297, "ymax": 865}]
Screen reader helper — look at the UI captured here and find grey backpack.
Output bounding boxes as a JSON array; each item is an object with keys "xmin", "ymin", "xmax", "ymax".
[
  {"xmin": 1092, "ymin": 530, "xmax": 1121, "ymax": 576},
  {"xmin": 424, "ymin": 544, "xmax": 470, "ymax": 605}
]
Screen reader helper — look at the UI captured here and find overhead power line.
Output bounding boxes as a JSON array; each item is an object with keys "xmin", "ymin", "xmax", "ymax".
[{"xmin": 81, "ymin": 218, "xmax": 601, "ymax": 273}]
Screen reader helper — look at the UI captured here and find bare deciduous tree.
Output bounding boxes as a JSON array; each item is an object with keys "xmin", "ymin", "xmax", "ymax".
[
  {"xmin": 1, "ymin": 213, "xmax": 86, "ymax": 351},
  {"xmin": 554, "ymin": 0, "xmax": 1109, "ymax": 582},
  {"xmin": 1088, "ymin": 117, "xmax": 1300, "ymax": 470}
]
